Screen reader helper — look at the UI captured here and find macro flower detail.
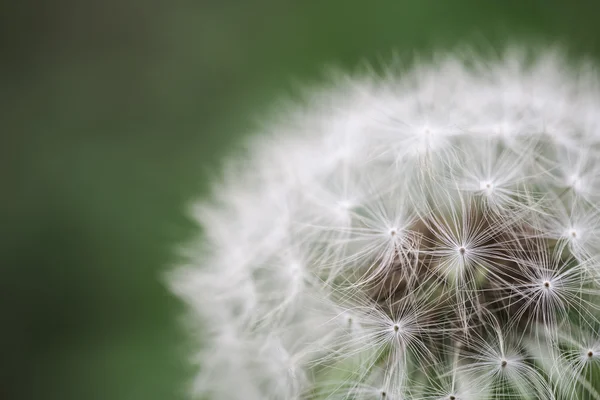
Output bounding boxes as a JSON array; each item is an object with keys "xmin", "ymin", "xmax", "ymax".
[{"xmin": 171, "ymin": 48, "xmax": 600, "ymax": 399}]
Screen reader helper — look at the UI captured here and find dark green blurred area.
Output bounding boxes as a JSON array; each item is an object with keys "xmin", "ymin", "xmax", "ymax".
[{"xmin": 2, "ymin": 1, "xmax": 600, "ymax": 399}]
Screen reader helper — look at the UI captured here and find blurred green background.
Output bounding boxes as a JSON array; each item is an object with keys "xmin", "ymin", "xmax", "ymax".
[{"xmin": 2, "ymin": 1, "xmax": 600, "ymax": 399}]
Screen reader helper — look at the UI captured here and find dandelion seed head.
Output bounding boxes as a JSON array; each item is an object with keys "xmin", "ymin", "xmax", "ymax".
[{"xmin": 171, "ymin": 46, "xmax": 600, "ymax": 399}]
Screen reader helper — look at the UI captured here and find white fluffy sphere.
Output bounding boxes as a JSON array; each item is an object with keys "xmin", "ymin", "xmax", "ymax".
[{"xmin": 171, "ymin": 48, "xmax": 600, "ymax": 400}]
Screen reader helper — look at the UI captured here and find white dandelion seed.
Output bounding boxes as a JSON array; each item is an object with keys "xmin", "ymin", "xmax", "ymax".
[
  {"xmin": 538, "ymin": 321, "xmax": 600, "ymax": 400},
  {"xmin": 541, "ymin": 195, "xmax": 600, "ymax": 262},
  {"xmin": 494, "ymin": 237, "xmax": 600, "ymax": 341},
  {"xmin": 456, "ymin": 318, "xmax": 555, "ymax": 400}
]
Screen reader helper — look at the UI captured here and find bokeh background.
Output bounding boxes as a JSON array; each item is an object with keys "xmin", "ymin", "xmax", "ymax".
[{"xmin": 3, "ymin": 1, "xmax": 600, "ymax": 399}]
